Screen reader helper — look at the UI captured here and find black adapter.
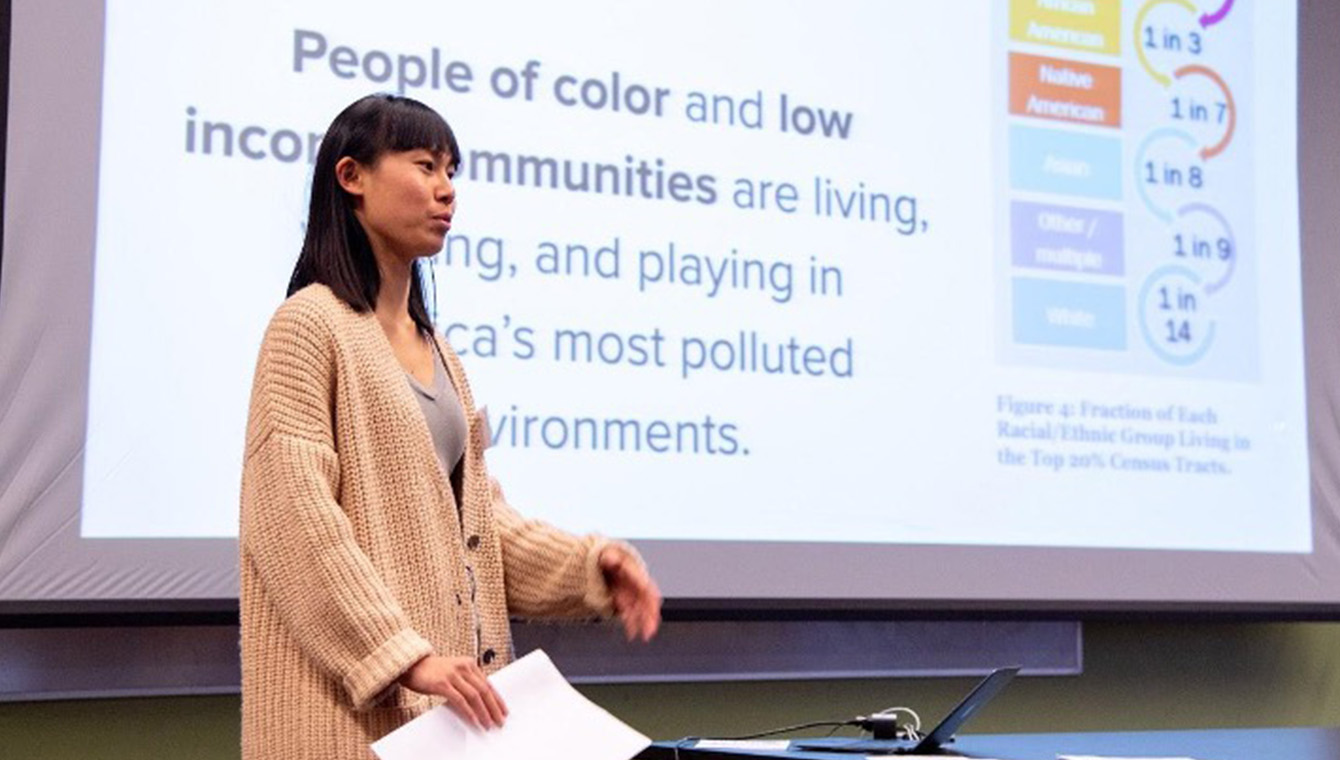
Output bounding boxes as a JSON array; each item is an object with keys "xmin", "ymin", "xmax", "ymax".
[{"xmin": 856, "ymin": 714, "xmax": 901, "ymax": 740}]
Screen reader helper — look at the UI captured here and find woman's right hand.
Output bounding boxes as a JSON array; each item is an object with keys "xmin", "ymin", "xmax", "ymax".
[{"xmin": 399, "ymin": 654, "xmax": 508, "ymax": 729}]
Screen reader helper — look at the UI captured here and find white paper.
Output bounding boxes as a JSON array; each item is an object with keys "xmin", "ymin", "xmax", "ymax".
[{"xmin": 371, "ymin": 650, "xmax": 650, "ymax": 760}]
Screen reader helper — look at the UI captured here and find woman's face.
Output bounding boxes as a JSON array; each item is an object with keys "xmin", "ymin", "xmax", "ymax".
[{"xmin": 339, "ymin": 148, "xmax": 456, "ymax": 263}]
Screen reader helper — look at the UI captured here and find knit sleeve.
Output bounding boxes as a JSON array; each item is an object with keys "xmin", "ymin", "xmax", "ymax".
[
  {"xmin": 240, "ymin": 297, "xmax": 432, "ymax": 709},
  {"xmin": 491, "ymin": 477, "xmax": 641, "ymax": 619}
]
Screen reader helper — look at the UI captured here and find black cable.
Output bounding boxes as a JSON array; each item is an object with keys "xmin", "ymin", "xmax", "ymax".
[
  {"xmin": 824, "ymin": 722, "xmax": 852, "ymax": 737},
  {"xmin": 676, "ymin": 718, "xmax": 860, "ymax": 743}
]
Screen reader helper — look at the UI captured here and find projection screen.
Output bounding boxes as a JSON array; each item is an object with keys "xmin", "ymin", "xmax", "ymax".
[{"xmin": 3, "ymin": 0, "xmax": 1339, "ymax": 615}]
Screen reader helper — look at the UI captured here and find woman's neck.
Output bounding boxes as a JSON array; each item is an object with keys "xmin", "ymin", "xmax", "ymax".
[{"xmin": 373, "ymin": 250, "xmax": 418, "ymax": 337}]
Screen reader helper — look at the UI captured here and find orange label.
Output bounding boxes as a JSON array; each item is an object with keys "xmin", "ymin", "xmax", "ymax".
[{"xmin": 1009, "ymin": 52, "xmax": 1121, "ymax": 128}]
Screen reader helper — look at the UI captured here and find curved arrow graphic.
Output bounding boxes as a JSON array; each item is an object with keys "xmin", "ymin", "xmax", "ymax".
[
  {"xmin": 1177, "ymin": 202, "xmax": 1237, "ymax": 294},
  {"xmin": 1200, "ymin": 0, "xmax": 1234, "ymax": 28},
  {"xmin": 1136, "ymin": 128, "xmax": 1198, "ymax": 223},
  {"xmin": 1135, "ymin": 0, "xmax": 1199, "ymax": 87},
  {"xmin": 1139, "ymin": 265, "xmax": 1217, "ymax": 366},
  {"xmin": 1174, "ymin": 64, "xmax": 1236, "ymax": 159}
]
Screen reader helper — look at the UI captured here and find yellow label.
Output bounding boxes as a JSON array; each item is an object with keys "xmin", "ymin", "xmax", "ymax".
[{"xmin": 1010, "ymin": 0, "xmax": 1121, "ymax": 56}]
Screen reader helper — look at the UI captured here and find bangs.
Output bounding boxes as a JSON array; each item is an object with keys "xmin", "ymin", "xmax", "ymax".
[{"xmin": 373, "ymin": 97, "xmax": 461, "ymax": 165}]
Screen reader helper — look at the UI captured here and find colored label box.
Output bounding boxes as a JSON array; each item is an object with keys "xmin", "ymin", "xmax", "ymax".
[
  {"xmin": 1013, "ymin": 277, "xmax": 1126, "ymax": 350},
  {"xmin": 1010, "ymin": 0, "xmax": 1121, "ymax": 56},
  {"xmin": 1010, "ymin": 52, "xmax": 1122, "ymax": 128},
  {"xmin": 1010, "ymin": 124, "xmax": 1123, "ymax": 200},
  {"xmin": 1011, "ymin": 200, "xmax": 1124, "ymax": 276}
]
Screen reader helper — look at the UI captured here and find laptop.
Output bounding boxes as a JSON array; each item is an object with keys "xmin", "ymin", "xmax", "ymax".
[{"xmin": 790, "ymin": 666, "xmax": 1020, "ymax": 755}]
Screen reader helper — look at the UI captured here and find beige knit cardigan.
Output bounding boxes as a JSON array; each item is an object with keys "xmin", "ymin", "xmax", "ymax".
[{"xmin": 240, "ymin": 284, "xmax": 618, "ymax": 760}]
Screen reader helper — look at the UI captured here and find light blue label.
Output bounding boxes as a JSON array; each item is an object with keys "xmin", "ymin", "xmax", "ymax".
[
  {"xmin": 1010, "ymin": 125, "xmax": 1123, "ymax": 200},
  {"xmin": 1013, "ymin": 277, "xmax": 1126, "ymax": 350}
]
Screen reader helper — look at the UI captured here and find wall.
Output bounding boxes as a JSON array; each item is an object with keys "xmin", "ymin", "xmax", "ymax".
[{"xmin": 3, "ymin": 621, "xmax": 1339, "ymax": 758}]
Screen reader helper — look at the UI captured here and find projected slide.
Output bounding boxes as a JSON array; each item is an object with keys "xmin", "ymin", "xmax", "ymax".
[
  {"xmin": 1001, "ymin": 0, "xmax": 1255, "ymax": 377},
  {"xmin": 80, "ymin": 0, "xmax": 1306, "ymax": 554}
]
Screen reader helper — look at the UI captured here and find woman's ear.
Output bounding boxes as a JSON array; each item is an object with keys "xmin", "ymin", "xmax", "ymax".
[{"xmin": 335, "ymin": 156, "xmax": 364, "ymax": 197}]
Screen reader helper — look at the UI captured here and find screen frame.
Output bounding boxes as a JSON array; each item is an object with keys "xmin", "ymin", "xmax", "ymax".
[{"xmin": 1, "ymin": 0, "xmax": 1338, "ymax": 622}]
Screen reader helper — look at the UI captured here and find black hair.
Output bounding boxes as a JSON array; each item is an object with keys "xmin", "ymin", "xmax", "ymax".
[{"xmin": 287, "ymin": 93, "xmax": 460, "ymax": 336}]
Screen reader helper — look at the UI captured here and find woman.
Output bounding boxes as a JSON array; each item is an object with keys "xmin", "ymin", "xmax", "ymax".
[{"xmin": 239, "ymin": 94, "xmax": 661, "ymax": 760}]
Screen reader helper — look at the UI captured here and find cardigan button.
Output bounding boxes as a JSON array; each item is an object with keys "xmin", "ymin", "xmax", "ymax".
[
  {"xmin": 466, "ymin": 534, "xmax": 481, "ymax": 550},
  {"xmin": 455, "ymin": 593, "xmax": 462, "ymax": 606},
  {"xmin": 481, "ymin": 648, "xmax": 496, "ymax": 665}
]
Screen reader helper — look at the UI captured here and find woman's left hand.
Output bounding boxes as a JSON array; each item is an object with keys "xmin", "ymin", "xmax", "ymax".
[{"xmin": 598, "ymin": 545, "xmax": 662, "ymax": 642}]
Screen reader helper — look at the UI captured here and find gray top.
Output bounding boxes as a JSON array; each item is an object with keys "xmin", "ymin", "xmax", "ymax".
[
  {"xmin": 407, "ymin": 346, "xmax": 468, "ymax": 481},
  {"xmin": 409, "ymin": 346, "xmax": 479, "ymax": 654}
]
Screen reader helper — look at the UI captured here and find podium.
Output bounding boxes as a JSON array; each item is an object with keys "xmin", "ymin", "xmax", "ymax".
[{"xmin": 637, "ymin": 726, "xmax": 1340, "ymax": 760}]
